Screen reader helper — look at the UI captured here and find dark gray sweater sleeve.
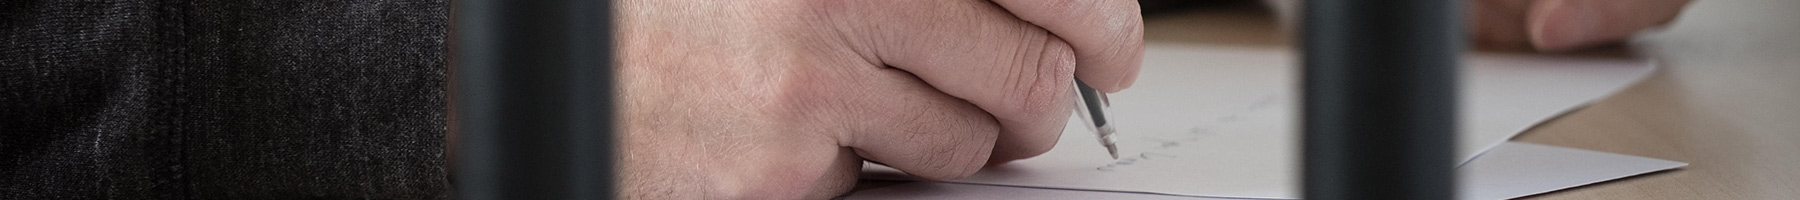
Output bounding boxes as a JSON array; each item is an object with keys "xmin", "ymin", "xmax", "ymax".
[{"xmin": 1, "ymin": 0, "xmax": 448, "ymax": 198}]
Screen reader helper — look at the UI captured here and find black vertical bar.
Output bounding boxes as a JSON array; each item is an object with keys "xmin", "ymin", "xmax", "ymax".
[
  {"xmin": 1302, "ymin": 0, "xmax": 1461, "ymax": 199},
  {"xmin": 454, "ymin": 0, "xmax": 614, "ymax": 199}
]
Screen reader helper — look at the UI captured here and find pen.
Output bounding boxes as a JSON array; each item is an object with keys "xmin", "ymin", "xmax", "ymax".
[{"xmin": 1074, "ymin": 79, "xmax": 1119, "ymax": 159}]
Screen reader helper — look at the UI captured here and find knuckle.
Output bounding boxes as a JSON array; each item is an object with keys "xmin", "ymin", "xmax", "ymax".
[
  {"xmin": 900, "ymin": 102, "xmax": 998, "ymax": 181},
  {"xmin": 1002, "ymin": 39, "xmax": 1077, "ymax": 119}
]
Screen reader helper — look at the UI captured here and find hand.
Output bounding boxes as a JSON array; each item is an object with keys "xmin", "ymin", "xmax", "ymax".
[
  {"xmin": 618, "ymin": 0, "xmax": 1143, "ymax": 199},
  {"xmin": 1470, "ymin": 0, "xmax": 1694, "ymax": 51}
]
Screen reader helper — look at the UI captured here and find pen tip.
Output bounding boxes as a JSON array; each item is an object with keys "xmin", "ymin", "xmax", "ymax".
[{"xmin": 1107, "ymin": 146, "xmax": 1119, "ymax": 159}]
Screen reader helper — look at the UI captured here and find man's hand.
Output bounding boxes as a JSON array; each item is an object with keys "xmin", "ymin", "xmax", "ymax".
[
  {"xmin": 1471, "ymin": 0, "xmax": 1694, "ymax": 51},
  {"xmin": 618, "ymin": 0, "xmax": 1142, "ymax": 199}
]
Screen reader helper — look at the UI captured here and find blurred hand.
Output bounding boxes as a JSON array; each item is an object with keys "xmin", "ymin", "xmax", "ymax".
[
  {"xmin": 618, "ymin": 0, "xmax": 1142, "ymax": 199},
  {"xmin": 1470, "ymin": 0, "xmax": 1694, "ymax": 51}
]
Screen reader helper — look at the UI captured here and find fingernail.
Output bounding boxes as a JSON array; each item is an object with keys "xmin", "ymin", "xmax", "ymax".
[{"xmin": 1529, "ymin": 0, "xmax": 1597, "ymax": 51}]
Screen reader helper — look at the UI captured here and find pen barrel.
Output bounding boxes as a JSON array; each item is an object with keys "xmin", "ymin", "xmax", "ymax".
[
  {"xmin": 1301, "ymin": 0, "xmax": 1463, "ymax": 200},
  {"xmin": 1075, "ymin": 80, "xmax": 1119, "ymax": 158},
  {"xmin": 1076, "ymin": 80, "xmax": 1109, "ymax": 127}
]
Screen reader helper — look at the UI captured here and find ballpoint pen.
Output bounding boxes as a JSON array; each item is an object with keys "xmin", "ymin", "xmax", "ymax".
[{"xmin": 1074, "ymin": 79, "xmax": 1119, "ymax": 159}]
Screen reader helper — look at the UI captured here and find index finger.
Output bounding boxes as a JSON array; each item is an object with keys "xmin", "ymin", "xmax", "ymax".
[
  {"xmin": 1525, "ymin": 0, "xmax": 1693, "ymax": 51},
  {"xmin": 991, "ymin": 0, "xmax": 1146, "ymax": 92}
]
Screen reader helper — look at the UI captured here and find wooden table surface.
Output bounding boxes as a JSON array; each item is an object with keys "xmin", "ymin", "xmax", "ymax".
[
  {"xmin": 852, "ymin": 1, "xmax": 1799, "ymax": 199},
  {"xmin": 1139, "ymin": 1, "xmax": 1800, "ymax": 199}
]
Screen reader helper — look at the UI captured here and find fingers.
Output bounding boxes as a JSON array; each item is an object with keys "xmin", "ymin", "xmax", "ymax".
[
  {"xmin": 1525, "ymin": 0, "xmax": 1692, "ymax": 51},
  {"xmin": 991, "ymin": 0, "xmax": 1146, "ymax": 92},
  {"xmin": 837, "ymin": 68, "xmax": 1003, "ymax": 181},
  {"xmin": 1469, "ymin": 0, "xmax": 1537, "ymax": 50},
  {"xmin": 829, "ymin": 0, "xmax": 1079, "ymax": 164}
]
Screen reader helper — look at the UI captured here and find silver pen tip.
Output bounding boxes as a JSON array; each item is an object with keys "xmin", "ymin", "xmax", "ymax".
[
  {"xmin": 1106, "ymin": 145, "xmax": 1119, "ymax": 159},
  {"xmin": 1098, "ymin": 125, "xmax": 1118, "ymax": 159}
]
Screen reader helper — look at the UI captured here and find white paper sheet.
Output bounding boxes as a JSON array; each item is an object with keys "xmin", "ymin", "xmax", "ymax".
[
  {"xmin": 861, "ymin": 45, "xmax": 1661, "ymax": 199},
  {"xmin": 848, "ymin": 142, "xmax": 1686, "ymax": 200},
  {"xmin": 1456, "ymin": 142, "xmax": 1686, "ymax": 199},
  {"xmin": 847, "ymin": 182, "xmax": 1242, "ymax": 200}
]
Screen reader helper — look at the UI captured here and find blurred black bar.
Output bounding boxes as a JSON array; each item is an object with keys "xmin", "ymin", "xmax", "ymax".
[
  {"xmin": 454, "ymin": 0, "xmax": 614, "ymax": 199},
  {"xmin": 1301, "ymin": 0, "xmax": 1461, "ymax": 199},
  {"xmin": 1137, "ymin": 0, "xmax": 1210, "ymax": 16}
]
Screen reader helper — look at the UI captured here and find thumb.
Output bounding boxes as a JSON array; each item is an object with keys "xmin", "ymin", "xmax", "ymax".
[{"xmin": 1527, "ymin": 0, "xmax": 1692, "ymax": 51}]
